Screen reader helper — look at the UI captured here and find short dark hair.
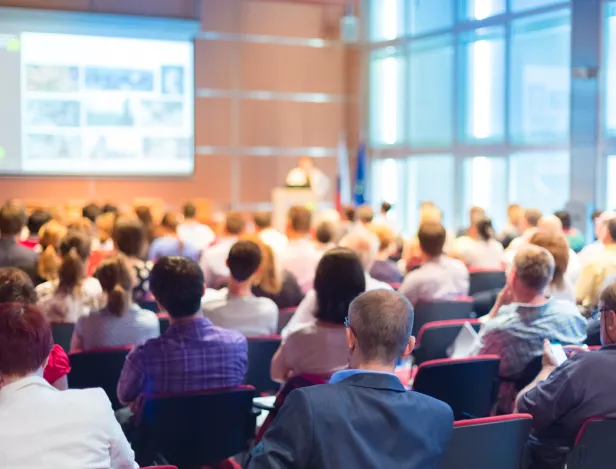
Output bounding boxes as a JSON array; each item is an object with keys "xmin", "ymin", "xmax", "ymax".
[
  {"xmin": 525, "ymin": 208, "xmax": 543, "ymax": 228},
  {"xmin": 288, "ymin": 206, "xmax": 312, "ymax": 233},
  {"xmin": 418, "ymin": 222, "xmax": 446, "ymax": 257},
  {"xmin": 342, "ymin": 205, "xmax": 356, "ymax": 222},
  {"xmin": 0, "ymin": 268, "xmax": 37, "ymax": 304},
  {"xmin": 227, "ymin": 241, "xmax": 262, "ymax": 282},
  {"xmin": 113, "ymin": 216, "xmax": 146, "ymax": 257},
  {"xmin": 315, "ymin": 220, "xmax": 335, "ymax": 244},
  {"xmin": 82, "ymin": 203, "xmax": 101, "ymax": 223},
  {"xmin": 314, "ymin": 247, "xmax": 365, "ymax": 325},
  {"xmin": 183, "ymin": 202, "xmax": 197, "ymax": 219},
  {"xmin": 253, "ymin": 211, "xmax": 272, "ymax": 230},
  {"xmin": 102, "ymin": 204, "xmax": 118, "ymax": 215},
  {"xmin": 608, "ymin": 218, "xmax": 616, "ymax": 242},
  {"xmin": 381, "ymin": 201, "xmax": 392, "ymax": 214},
  {"xmin": 0, "ymin": 203, "xmax": 26, "ymax": 236},
  {"xmin": 349, "ymin": 290, "xmax": 414, "ymax": 364},
  {"xmin": 149, "ymin": 256, "xmax": 204, "ymax": 318},
  {"xmin": 161, "ymin": 212, "xmax": 180, "ymax": 231},
  {"xmin": 554, "ymin": 210, "xmax": 572, "ymax": 230},
  {"xmin": 225, "ymin": 211, "xmax": 246, "ymax": 235},
  {"xmin": 476, "ymin": 217, "xmax": 495, "ymax": 242},
  {"xmin": 27, "ymin": 210, "xmax": 51, "ymax": 237}
]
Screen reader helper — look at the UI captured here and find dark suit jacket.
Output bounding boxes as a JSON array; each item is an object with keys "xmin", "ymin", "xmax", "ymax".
[
  {"xmin": 0, "ymin": 238, "xmax": 39, "ymax": 281},
  {"xmin": 248, "ymin": 372, "xmax": 454, "ymax": 469}
]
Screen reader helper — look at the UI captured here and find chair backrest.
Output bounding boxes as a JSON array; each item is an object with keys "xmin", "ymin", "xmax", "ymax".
[
  {"xmin": 567, "ymin": 418, "xmax": 616, "ymax": 469},
  {"xmin": 277, "ymin": 307, "xmax": 296, "ymax": 333},
  {"xmin": 414, "ymin": 319, "xmax": 481, "ymax": 365},
  {"xmin": 51, "ymin": 323, "xmax": 75, "ymax": 352},
  {"xmin": 136, "ymin": 386, "xmax": 256, "ymax": 468},
  {"xmin": 246, "ymin": 336, "xmax": 282, "ymax": 395},
  {"xmin": 413, "ymin": 355, "xmax": 500, "ymax": 420},
  {"xmin": 439, "ymin": 414, "xmax": 533, "ymax": 469},
  {"xmin": 412, "ymin": 300, "xmax": 474, "ymax": 337},
  {"xmin": 469, "ymin": 270, "xmax": 506, "ymax": 296},
  {"xmin": 156, "ymin": 313, "xmax": 170, "ymax": 333},
  {"xmin": 68, "ymin": 346, "xmax": 132, "ymax": 410}
]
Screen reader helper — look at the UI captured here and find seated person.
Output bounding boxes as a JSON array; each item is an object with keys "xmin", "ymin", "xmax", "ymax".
[
  {"xmin": 452, "ymin": 217, "xmax": 503, "ymax": 269},
  {"xmin": 148, "ymin": 211, "xmax": 200, "ymax": 263},
  {"xmin": 117, "ymin": 256, "xmax": 247, "ymax": 411},
  {"xmin": 249, "ymin": 290, "xmax": 453, "ymax": 469},
  {"xmin": 477, "ymin": 245, "xmax": 587, "ymax": 412},
  {"xmin": 36, "ymin": 232, "xmax": 105, "ymax": 323},
  {"xmin": 271, "ymin": 248, "xmax": 365, "ymax": 382},
  {"xmin": 529, "ymin": 231, "xmax": 575, "ymax": 303},
  {"xmin": 0, "ymin": 302, "xmax": 137, "ymax": 468},
  {"xmin": 201, "ymin": 211, "xmax": 246, "ymax": 288},
  {"xmin": 22, "ymin": 209, "xmax": 51, "ymax": 248},
  {"xmin": 35, "ymin": 220, "xmax": 67, "ymax": 282},
  {"xmin": 71, "ymin": 254, "xmax": 160, "ymax": 351},
  {"xmin": 177, "ymin": 201, "xmax": 216, "ymax": 252},
  {"xmin": 203, "ymin": 240, "xmax": 279, "ymax": 337},
  {"xmin": 369, "ymin": 223, "xmax": 403, "ymax": 284},
  {"xmin": 91, "ymin": 211, "xmax": 116, "ymax": 252},
  {"xmin": 399, "ymin": 222, "xmax": 469, "ymax": 305},
  {"xmin": 516, "ymin": 282, "xmax": 616, "ymax": 469},
  {"xmin": 555, "ymin": 210, "xmax": 585, "ymax": 253},
  {"xmin": 313, "ymin": 219, "xmax": 336, "ymax": 254},
  {"xmin": 0, "ymin": 267, "xmax": 70, "ymax": 390},
  {"xmin": 0, "ymin": 202, "xmax": 39, "ymax": 280},
  {"xmin": 254, "ymin": 211, "xmax": 288, "ymax": 255}
]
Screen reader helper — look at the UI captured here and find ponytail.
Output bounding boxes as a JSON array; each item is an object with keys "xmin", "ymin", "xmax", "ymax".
[
  {"xmin": 37, "ymin": 245, "xmax": 60, "ymax": 281},
  {"xmin": 58, "ymin": 247, "xmax": 85, "ymax": 293},
  {"xmin": 476, "ymin": 218, "xmax": 495, "ymax": 242},
  {"xmin": 94, "ymin": 254, "xmax": 133, "ymax": 317},
  {"xmin": 107, "ymin": 283, "xmax": 129, "ymax": 317}
]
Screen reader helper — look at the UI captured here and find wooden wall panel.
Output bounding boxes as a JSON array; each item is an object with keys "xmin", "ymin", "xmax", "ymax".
[
  {"xmin": 195, "ymin": 40, "xmax": 235, "ymax": 89},
  {"xmin": 195, "ymin": 99, "xmax": 233, "ymax": 147}
]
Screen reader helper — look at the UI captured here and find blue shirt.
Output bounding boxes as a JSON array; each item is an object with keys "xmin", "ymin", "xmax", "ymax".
[
  {"xmin": 329, "ymin": 369, "xmax": 398, "ymax": 384},
  {"xmin": 148, "ymin": 236, "xmax": 201, "ymax": 263}
]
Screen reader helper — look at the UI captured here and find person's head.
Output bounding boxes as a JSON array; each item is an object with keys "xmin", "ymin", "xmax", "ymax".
[
  {"xmin": 240, "ymin": 234, "xmax": 281, "ymax": 294},
  {"xmin": 508, "ymin": 204, "xmax": 523, "ymax": 227},
  {"xmin": 113, "ymin": 216, "xmax": 146, "ymax": 258},
  {"xmin": 0, "ymin": 303, "xmax": 53, "ymax": 386},
  {"xmin": 598, "ymin": 281, "xmax": 616, "ymax": 345},
  {"xmin": 27, "ymin": 210, "xmax": 51, "ymax": 239},
  {"xmin": 602, "ymin": 217, "xmax": 616, "ymax": 245},
  {"xmin": 298, "ymin": 157, "xmax": 313, "ymax": 172},
  {"xmin": 227, "ymin": 240, "xmax": 262, "ymax": 283},
  {"xmin": 476, "ymin": 217, "xmax": 495, "ymax": 242},
  {"xmin": 224, "ymin": 211, "xmax": 246, "ymax": 236},
  {"xmin": 134, "ymin": 205, "xmax": 154, "ymax": 228},
  {"xmin": 57, "ymin": 232, "xmax": 91, "ymax": 293},
  {"xmin": 287, "ymin": 206, "xmax": 312, "ymax": 236},
  {"xmin": 67, "ymin": 217, "xmax": 94, "ymax": 237},
  {"xmin": 381, "ymin": 201, "xmax": 392, "ymax": 215},
  {"xmin": 595, "ymin": 211, "xmax": 616, "ymax": 242},
  {"xmin": 315, "ymin": 219, "xmax": 335, "ymax": 246},
  {"xmin": 314, "ymin": 248, "xmax": 365, "ymax": 325},
  {"xmin": 521, "ymin": 208, "xmax": 542, "ymax": 232},
  {"xmin": 538, "ymin": 215, "xmax": 563, "ymax": 234},
  {"xmin": 182, "ymin": 202, "xmax": 197, "ymax": 220},
  {"xmin": 149, "ymin": 256, "xmax": 204, "ymax": 319},
  {"xmin": 419, "ymin": 204, "xmax": 442, "ymax": 225},
  {"xmin": 417, "ymin": 222, "xmax": 446, "ymax": 259},
  {"xmin": 96, "ymin": 212, "xmax": 117, "ymax": 243},
  {"xmin": 101, "ymin": 204, "xmax": 118, "ymax": 215},
  {"xmin": 369, "ymin": 223, "xmax": 396, "ymax": 255},
  {"xmin": 94, "ymin": 254, "xmax": 133, "ymax": 317},
  {"xmin": 347, "ymin": 290, "xmax": 415, "ymax": 368},
  {"xmin": 339, "ymin": 229, "xmax": 379, "ymax": 271},
  {"xmin": 37, "ymin": 221, "xmax": 68, "ymax": 282},
  {"xmin": 529, "ymin": 231, "xmax": 569, "ymax": 289},
  {"xmin": 82, "ymin": 203, "xmax": 101, "ymax": 223},
  {"xmin": 510, "ymin": 245, "xmax": 555, "ymax": 298},
  {"xmin": 253, "ymin": 211, "xmax": 272, "ymax": 231},
  {"xmin": 160, "ymin": 211, "xmax": 180, "ymax": 234},
  {"xmin": 554, "ymin": 210, "xmax": 572, "ymax": 231},
  {"xmin": 356, "ymin": 205, "xmax": 374, "ymax": 225},
  {"xmin": 342, "ymin": 205, "xmax": 356, "ymax": 222},
  {"xmin": 469, "ymin": 206, "xmax": 486, "ymax": 227},
  {"xmin": 0, "ymin": 268, "xmax": 36, "ymax": 304},
  {"xmin": 0, "ymin": 203, "xmax": 26, "ymax": 237}
]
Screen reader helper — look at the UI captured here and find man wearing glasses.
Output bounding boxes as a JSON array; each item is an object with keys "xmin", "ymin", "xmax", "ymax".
[{"xmin": 516, "ymin": 281, "xmax": 616, "ymax": 469}]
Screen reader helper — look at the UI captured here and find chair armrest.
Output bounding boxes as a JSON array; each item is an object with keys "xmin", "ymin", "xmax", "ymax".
[{"xmin": 253, "ymin": 402, "xmax": 274, "ymax": 412}]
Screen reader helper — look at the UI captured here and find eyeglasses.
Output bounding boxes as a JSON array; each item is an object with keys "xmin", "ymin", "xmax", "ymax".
[
  {"xmin": 593, "ymin": 308, "xmax": 615, "ymax": 320},
  {"xmin": 344, "ymin": 316, "xmax": 357, "ymax": 338}
]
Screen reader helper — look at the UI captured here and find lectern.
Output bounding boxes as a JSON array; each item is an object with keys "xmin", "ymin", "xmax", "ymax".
[{"xmin": 272, "ymin": 187, "xmax": 318, "ymax": 232}]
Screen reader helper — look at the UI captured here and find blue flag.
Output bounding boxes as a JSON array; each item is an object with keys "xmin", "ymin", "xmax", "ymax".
[{"xmin": 354, "ymin": 143, "xmax": 367, "ymax": 205}]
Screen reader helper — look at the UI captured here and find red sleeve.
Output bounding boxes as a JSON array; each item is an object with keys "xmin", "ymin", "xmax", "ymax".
[{"xmin": 43, "ymin": 344, "xmax": 71, "ymax": 385}]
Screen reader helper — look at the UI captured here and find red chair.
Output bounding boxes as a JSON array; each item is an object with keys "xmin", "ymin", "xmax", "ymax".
[
  {"xmin": 566, "ymin": 418, "xmax": 616, "ymax": 469},
  {"xmin": 438, "ymin": 414, "xmax": 533, "ymax": 469},
  {"xmin": 277, "ymin": 307, "xmax": 296, "ymax": 333},
  {"xmin": 469, "ymin": 269, "xmax": 506, "ymax": 296},
  {"xmin": 413, "ymin": 355, "xmax": 500, "ymax": 420},
  {"xmin": 87, "ymin": 249, "xmax": 114, "ymax": 276},
  {"xmin": 68, "ymin": 346, "xmax": 133, "ymax": 410},
  {"xmin": 387, "ymin": 282, "xmax": 401, "ymax": 290},
  {"xmin": 412, "ymin": 300, "xmax": 474, "ymax": 337},
  {"xmin": 246, "ymin": 336, "xmax": 282, "ymax": 395},
  {"xmin": 414, "ymin": 319, "xmax": 481, "ymax": 365},
  {"xmin": 135, "ymin": 386, "xmax": 257, "ymax": 468}
]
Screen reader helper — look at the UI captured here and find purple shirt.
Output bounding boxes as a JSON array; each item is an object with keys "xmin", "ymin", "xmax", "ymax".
[{"xmin": 117, "ymin": 317, "xmax": 247, "ymax": 407}]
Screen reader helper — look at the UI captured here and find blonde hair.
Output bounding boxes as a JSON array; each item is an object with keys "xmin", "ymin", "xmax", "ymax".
[
  {"xmin": 37, "ymin": 221, "xmax": 68, "ymax": 281},
  {"xmin": 94, "ymin": 254, "xmax": 133, "ymax": 317},
  {"xmin": 240, "ymin": 234, "xmax": 282, "ymax": 295},
  {"xmin": 369, "ymin": 223, "xmax": 395, "ymax": 252},
  {"xmin": 96, "ymin": 212, "xmax": 116, "ymax": 243},
  {"xmin": 67, "ymin": 217, "xmax": 94, "ymax": 237}
]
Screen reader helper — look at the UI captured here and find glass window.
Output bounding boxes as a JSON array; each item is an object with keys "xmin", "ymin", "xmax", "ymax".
[
  {"xmin": 370, "ymin": 48, "xmax": 405, "ymax": 145},
  {"xmin": 369, "ymin": 0, "xmax": 405, "ymax": 42},
  {"xmin": 371, "ymin": 158, "xmax": 408, "ymax": 232},
  {"xmin": 510, "ymin": 9, "xmax": 571, "ymax": 144},
  {"xmin": 409, "ymin": 35, "xmax": 454, "ymax": 147},
  {"xmin": 464, "ymin": 0, "xmax": 506, "ymax": 20},
  {"xmin": 607, "ymin": 155, "xmax": 616, "ymax": 210},
  {"xmin": 509, "ymin": 152, "xmax": 570, "ymax": 215},
  {"xmin": 605, "ymin": 3, "xmax": 616, "ymax": 136},
  {"xmin": 409, "ymin": 0, "xmax": 453, "ymax": 36},
  {"xmin": 511, "ymin": 0, "xmax": 568, "ymax": 13},
  {"xmin": 463, "ymin": 157, "xmax": 508, "ymax": 231},
  {"xmin": 461, "ymin": 27, "xmax": 505, "ymax": 143},
  {"xmin": 407, "ymin": 155, "xmax": 455, "ymax": 232}
]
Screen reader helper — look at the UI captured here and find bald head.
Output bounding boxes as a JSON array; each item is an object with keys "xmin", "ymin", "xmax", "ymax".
[
  {"xmin": 339, "ymin": 228, "xmax": 379, "ymax": 270},
  {"xmin": 348, "ymin": 290, "xmax": 414, "ymax": 365},
  {"xmin": 538, "ymin": 215, "xmax": 563, "ymax": 234}
]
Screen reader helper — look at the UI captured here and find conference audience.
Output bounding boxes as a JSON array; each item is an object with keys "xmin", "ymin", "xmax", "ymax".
[
  {"xmin": 477, "ymin": 245, "xmax": 587, "ymax": 412},
  {"xmin": 134, "ymin": 204, "xmax": 157, "ymax": 244},
  {"xmin": 516, "ymin": 281, "xmax": 616, "ymax": 469},
  {"xmin": 507, "ymin": 208, "xmax": 543, "ymax": 251},
  {"xmin": 250, "ymin": 290, "xmax": 454, "ymax": 469},
  {"xmin": 113, "ymin": 216, "xmax": 153, "ymax": 303},
  {"xmin": 399, "ymin": 222, "xmax": 469, "ymax": 305},
  {"xmin": 67, "ymin": 217, "xmax": 95, "ymax": 238},
  {"xmin": 456, "ymin": 205, "xmax": 485, "ymax": 238},
  {"xmin": 0, "ymin": 267, "xmax": 70, "ymax": 390},
  {"xmin": 148, "ymin": 211, "xmax": 200, "ymax": 262},
  {"xmin": 203, "ymin": 240, "xmax": 279, "ymax": 337},
  {"xmin": 279, "ymin": 206, "xmax": 322, "ymax": 294},
  {"xmin": 374, "ymin": 200, "xmax": 399, "ymax": 233},
  {"xmin": 529, "ymin": 231, "xmax": 575, "ymax": 303},
  {"xmin": 35, "ymin": 220, "xmax": 67, "ymax": 282},
  {"xmin": 102, "ymin": 203, "xmax": 119, "ymax": 215},
  {"xmin": 369, "ymin": 223, "xmax": 403, "ymax": 284},
  {"xmin": 271, "ymin": 248, "xmax": 365, "ymax": 382},
  {"xmin": 177, "ymin": 201, "xmax": 215, "ymax": 252},
  {"xmin": 92, "ymin": 211, "xmax": 116, "ymax": 251},
  {"xmin": 453, "ymin": 216, "xmax": 504, "ymax": 269},
  {"xmin": 36, "ymin": 231, "xmax": 104, "ymax": 323},
  {"xmin": 254, "ymin": 211, "xmax": 288, "ymax": 255},
  {"xmin": 578, "ymin": 210, "xmax": 614, "ymax": 264},
  {"xmin": 0, "ymin": 202, "xmax": 38, "ymax": 280},
  {"xmin": 82, "ymin": 202, "xmax": 101, "ymax": 223},
  {"xmin": 556, "ymin": 210, "xmax": 585, "ymax": 253},
  {"xmin": 0, "ymin": 302, "xmax": 138, "ymax": 468},
  {"xmin": 313, "ymin": 218, "xmax": 336, "ymax": 254},
  {"xmin": 117, "ymin": 256, "xmax": 247, "ymax": 411},
  {"xmin": 356, "ymin": 204, "xmax": 374, "ymax": 226},
  {"xmin": 499, "ymin": 203, "xmax": 523, "ymax": 248},
  {"xmin": 71, "ymin": 254, "xmax": 160, "ymax": 351},
  {"xmin": 23, "ymin": 209, "xmax": 51, "ymax": 247},
  {"xmin": 201, "ymin": 210, "xmax": 246, "ymax": 288}
]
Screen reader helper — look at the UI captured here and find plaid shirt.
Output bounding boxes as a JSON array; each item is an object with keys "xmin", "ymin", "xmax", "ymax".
[{"xmin": 117, "ymin": 317, "xmax": 247, "ymax": 408}]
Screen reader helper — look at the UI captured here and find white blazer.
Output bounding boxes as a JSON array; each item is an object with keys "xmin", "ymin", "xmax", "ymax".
[{"xmin": 0, "ymin": 375, "xmax": 138, "ymax": 469}]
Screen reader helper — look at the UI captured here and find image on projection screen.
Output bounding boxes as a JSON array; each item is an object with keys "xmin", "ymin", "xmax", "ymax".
[{"xmin": 0, "ymin": 31, "xmax": 194, "ymax": 176}]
